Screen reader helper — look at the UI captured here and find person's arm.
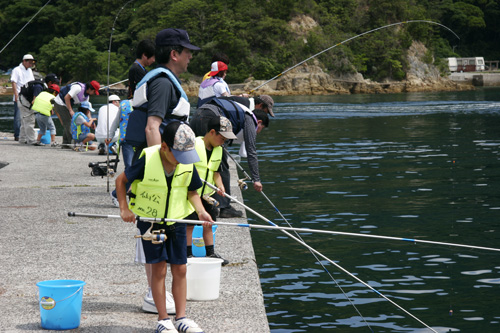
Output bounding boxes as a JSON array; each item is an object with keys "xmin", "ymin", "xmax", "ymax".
[
  {"xmin": 145, "ymin": 115, "xmax": 162, "ymax": 146},
  {"xmin": 64, "ymin": 93, "xmax": 75, "ymax": 117},
  {"xmin": 243, "ymin": 115, "xmax": 263, "ymax": 192},
  {"xmin": 11, "ymin": 82, "xmax": 19, "ymax": 102},
  {"xmin": 188, "ymin": 190, "xmax": 213, "ymax": 227},
  {"xmin": 116, "ymin": 172, "xmax": 135, "ymax": 222},
  {"xmin": 213, "ymin": 171, "xmax": 225, "ymax": 196}
]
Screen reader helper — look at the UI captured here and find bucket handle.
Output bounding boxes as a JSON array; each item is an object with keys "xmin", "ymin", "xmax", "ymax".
[{"xmin": 40, "ymin": 286, "xmax": 83, "ymax": 306}]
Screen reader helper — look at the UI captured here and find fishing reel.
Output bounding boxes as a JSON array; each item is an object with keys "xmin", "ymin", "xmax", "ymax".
[
  {"xmin": 203, "ymin": 194, "xmax": 219, "ymax": 207},
  {"xmin": 134, "ymin": 222, "xmax": 166, "ymax": 244},
  {"xmin": 238, "ymin": 177, "xmax": 249, "ymax": 191},
  {"xmin": 88, "ymin": 158, "xmax": 120, "ymax": 178}
]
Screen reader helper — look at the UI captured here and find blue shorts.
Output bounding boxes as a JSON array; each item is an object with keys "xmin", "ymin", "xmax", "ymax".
[
  {"xmin": 35, "ymin": 113, "xmax": 56, "ymax": 136},
  {"xmin": 137, "ymin": 220, "xmax": 187, "ymax": 265}
]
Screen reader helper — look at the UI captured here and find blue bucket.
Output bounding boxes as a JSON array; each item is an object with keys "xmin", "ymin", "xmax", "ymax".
[
  {"xmin": 36, "ymin": 129, "xmax": 51, "ymax": 144},
  {"xmin": 36, "ymin": 280, "xmax": 86, "ymax": 330},
  {"xmin": 192, "ymin": 225, "xmax": 218, "ymax": 257}
]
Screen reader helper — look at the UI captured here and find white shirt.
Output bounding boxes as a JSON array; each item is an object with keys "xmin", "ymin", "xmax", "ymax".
[
  {"xmin": 10, "ymin": 63, "xmax": 34, "ymax": 101},
  {"xmin": 95, "ymin": 103, "xmax": 120, "ymax": 142},
  {"xmin": 54, "ymin": 84, "xmax": 87, "ymax": 106}
]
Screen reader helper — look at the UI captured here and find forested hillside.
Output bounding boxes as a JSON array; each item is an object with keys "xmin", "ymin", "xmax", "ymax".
[{"xmin": 0, "ymin": 0, "xmax": 498, "ymax": 85}]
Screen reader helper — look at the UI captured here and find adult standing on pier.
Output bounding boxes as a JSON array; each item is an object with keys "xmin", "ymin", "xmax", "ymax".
[{"xmin": 10, "ymin": 54, "xmax": 35, "ymax": 142}]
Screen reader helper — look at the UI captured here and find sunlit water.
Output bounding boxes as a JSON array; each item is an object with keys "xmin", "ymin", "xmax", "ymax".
[{"xmin": 2, "ymin": 89, "xmax": 500, "ymax": 332}]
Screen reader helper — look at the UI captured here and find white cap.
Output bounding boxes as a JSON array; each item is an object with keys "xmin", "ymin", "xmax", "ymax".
[
  {"xmin": 108, "ymin": 94, "xmax": 120, "ymax": 102},
  {"xmin": 23, "ymin": 54, "xmax": 35, "ymax": 61}
]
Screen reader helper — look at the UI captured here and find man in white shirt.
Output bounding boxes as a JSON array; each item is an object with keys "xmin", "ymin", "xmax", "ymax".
[
  {"xmin": 10, "ymin": 54, "xmax": 35, "ymax": 142},
  {"xmin": 95, "ymin": 94, "xmax": 121, "ymax": 155}
]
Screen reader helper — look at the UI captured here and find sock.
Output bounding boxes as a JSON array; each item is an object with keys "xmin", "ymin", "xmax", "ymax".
[
  {"xmin": 206, "ymin": 245, "xmax": 214, "ymax": 256},
  {"xmin": 187, "ymin": 245, "xmax": 192, "ymax": 257},
  {"xmin": 175, "ymin": 316, "xmax": 186, "ymax": 321}
]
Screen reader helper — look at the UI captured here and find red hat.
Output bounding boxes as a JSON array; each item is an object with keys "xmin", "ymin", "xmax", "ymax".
[
  {"xmin": 90, "ymin": 80, "xmax": 100, "ymax": 95},
  {"xmin": 209, "ymin": 61, "xmax": 228, "ymax": 76},
  {"xmin": 48, "ymin": 84, "xmax": 60, "ymax": 93}
]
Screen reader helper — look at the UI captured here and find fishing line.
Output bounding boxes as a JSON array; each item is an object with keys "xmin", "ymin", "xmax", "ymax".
[
  {"xmin": 203, "ymin": 182, "xmax": 439, "ymax": 332},
  {"xmin": 249, "ymin": 20, "xmax": 460, "ymax": 93},
  {"xmin": 223, "ymin": 148, "xmax": 373, "ymax": 330},
  {"xmin": 0, "ymin": 0, "xmax": 52, "ymax": 55},
  {"xmin": 67, "ymin": 210, "xmax": 437, "ymax": 332},
  {"xmin": 104, "ymin": 0, "xmax": 135, "ymax": 192}
]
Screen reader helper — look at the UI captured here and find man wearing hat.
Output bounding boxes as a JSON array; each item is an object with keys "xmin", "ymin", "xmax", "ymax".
[
  {"xmin": 53, "ymin": 80, "xmax": 100, "ymax": 146},
  {"xmin": 10, "ymin": 54, "xmax": 35, "ymax": 141},
  {"xmin": 197, "ymin": 60, "xmax": 230, "ymax": 107},
  {"xmin": 17, "ymin": 73, "xmax": 60, "ymax": 145},
  {"xmin": 95, "ymin": 94, "xmax": 121, "ymax": 155}
]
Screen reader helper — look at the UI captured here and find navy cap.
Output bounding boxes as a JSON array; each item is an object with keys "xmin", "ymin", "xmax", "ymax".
[{"xmin": 155, "ymin": 28, "xmax": 200, "ymax": 51}]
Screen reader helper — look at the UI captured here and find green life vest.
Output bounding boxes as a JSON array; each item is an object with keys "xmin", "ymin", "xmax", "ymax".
[
  {"xmin": 31, "ymin": 91, "xmax": 55, "ymax": 117},
  {"xmin": 194, "ymin": 137, "xmax": 223, "ymax": 197},
  {"xmin": 129, "ymin": 145, "xmax": 195, "ymax": 224}
]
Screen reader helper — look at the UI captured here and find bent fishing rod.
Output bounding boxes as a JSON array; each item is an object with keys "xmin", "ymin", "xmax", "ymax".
[
  {"xmin": 249, "ymin": 20, "xmax": 460, "ymax": 93},
  {"xmin": 0, "ymin": 0, "xmax": 52, "ymax": 55},
  {"xmin": 68, "ymin": 210, "xmax": 437, "ymax": 332}
]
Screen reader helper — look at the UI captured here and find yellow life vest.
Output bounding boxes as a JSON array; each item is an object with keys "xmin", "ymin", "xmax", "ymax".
[
  {"xmin": 32, "ymin": 91, "xmax": 55, "ymax": 116},
  {"xmin": 129, "ymin": 145, "xmax": 195, "ymax": 224},
  {"xmin": 194, "ymin": 136, "xmax": 223, "ymax": 196}
]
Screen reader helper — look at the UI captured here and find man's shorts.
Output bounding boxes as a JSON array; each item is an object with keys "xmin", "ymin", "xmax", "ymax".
[{"xmin": 137, "ymin": 220, "xmax": 187, "ymax": 265}]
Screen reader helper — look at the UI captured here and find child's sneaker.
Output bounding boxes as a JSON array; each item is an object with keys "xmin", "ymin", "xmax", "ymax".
[
  {"xmin": 142, "ymin": 289, "xmax": 176, "ymax": 315},
  {"xmin": 174, "ymin": 317, "xmax": 204, "ymax": 333},
  {"xmin": 110, "ymin": 191, "xmax": 119, "ymax": 208},
  {"xmin": 156, "ymin": 318, "xmax": 177, "ymax": 333}
]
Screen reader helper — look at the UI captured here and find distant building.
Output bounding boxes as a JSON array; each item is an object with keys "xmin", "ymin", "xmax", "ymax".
[{"xmin": 448, "ymin": 57, "xmax": 485, "ymax": 72}]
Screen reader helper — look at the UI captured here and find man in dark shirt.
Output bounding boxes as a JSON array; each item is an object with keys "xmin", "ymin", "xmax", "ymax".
[{"xmin": 128, "ymin": 39, "xmax": 156, "ymax": 99}]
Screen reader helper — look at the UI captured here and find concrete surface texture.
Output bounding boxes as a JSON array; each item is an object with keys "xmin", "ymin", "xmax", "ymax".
[{"xmin": 0, "ymin": 136, "xmax": 269, "ymax": 332}]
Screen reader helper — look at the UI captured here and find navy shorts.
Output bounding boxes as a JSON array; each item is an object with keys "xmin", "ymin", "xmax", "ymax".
[{"xmin": 137, "ymin": 220, "xmax": 187, "ymax": 265}]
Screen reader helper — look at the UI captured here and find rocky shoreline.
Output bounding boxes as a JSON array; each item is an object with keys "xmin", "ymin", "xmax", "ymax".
[{"xmin": 1, "ymin": 41, "xmax": 475, "ymax": 98}]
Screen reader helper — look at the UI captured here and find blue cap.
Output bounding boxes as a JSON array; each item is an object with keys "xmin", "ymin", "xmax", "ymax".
[{"xmin": 80, "ymin": 101, "xmax": 95, "ymax": 112}]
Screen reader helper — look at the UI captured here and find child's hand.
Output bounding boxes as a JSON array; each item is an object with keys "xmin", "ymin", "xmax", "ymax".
[
  {"xmin": 121, "ymin": 208, "xmax": 136, "ymax": 223},
  {"xmin": 198, "ymin": 211, "xmax": 213, "ymax": 228}
]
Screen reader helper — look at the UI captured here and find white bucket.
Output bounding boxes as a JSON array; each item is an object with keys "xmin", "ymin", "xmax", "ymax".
[{"xmin": 186, "ymin": 257, "xmax": 223, "ymax": 301}]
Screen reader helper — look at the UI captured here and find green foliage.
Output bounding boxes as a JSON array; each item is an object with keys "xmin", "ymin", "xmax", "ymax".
[{"xmin": 0, "ymin": 0, "xmax": 496, "ymax": 84}]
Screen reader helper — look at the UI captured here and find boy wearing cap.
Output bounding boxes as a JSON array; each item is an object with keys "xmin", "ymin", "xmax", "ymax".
[
  {"xmin": 70, "ymin": 101, "xmax": 97, "ymax": 151},
  {"xmin": 10, "ymin": 54, "xmax": 35, "ymax": 142},
  {"xmin": 54, "ymin": 80, "xmax": 100, "ymax": 146},
  {"xmin": 116, "ymin": 121, "xmax": 212, "ymax": 333},
  {"xmin": 197, "ymin": 61, "xmax": 230, "ymax": 107},
  {"xmin": 32, "ymin": 84, "xmax": 60, "ymax": 146},
  {"xmin": 186, "ymin": 116, "xmax": 237, "ymax": 266},
  {"xmin": 95, "ymin": 94, "xmax": 121, "ymax": 155}
]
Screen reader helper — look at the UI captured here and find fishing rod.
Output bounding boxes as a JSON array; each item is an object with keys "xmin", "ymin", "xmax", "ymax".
[
  {"xmin": 202, "ymin": 183, "xmax": 438, "ymax": 332},
  {"xmin": 68, "ymin": 210, "xmax": 437, "ymax": 332},
  {"xmin": 0, "ymin": 0, "xmax": 52, "ymax": 55},
  {"xmin": 104, "ymin": 0, "xmax": 134, "ymax": 192},
  {"xmin": 203, "ymin": 180, "xmax": 500, "ymax": 253},
  {"xmin": 224, "ymin": 147, "xmax": 372, "ymax": 329},
  {"xmin": 249, "ymin": 20, "xmax": 460, "ymax": 93},
  {"xmin": 100, "ymin": 78, "xmax": 129, "ymax": 91}
]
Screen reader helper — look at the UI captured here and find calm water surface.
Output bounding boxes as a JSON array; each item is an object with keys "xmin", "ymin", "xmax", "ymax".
[
  {"xmin": 2, "ymin": 89, "xmax": 500, "ymax": 332},
  {"xmin": 238, "ymin": 89, "xmax": 500, "ymax": 332}
]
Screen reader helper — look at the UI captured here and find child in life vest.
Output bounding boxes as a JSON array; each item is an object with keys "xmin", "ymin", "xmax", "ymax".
[
  {"xmin": 32, "ymin": 84, "xmax": 60, "ymax": 146},
  {"xmin": 115, "ymin": 121, "xmax": 213, "ymax": 333},
  {"xmin": 186, "ymin": 116, "xmax": 236, "ymax": 266},
  {"xmin": 70, "ymin": 101, "xmax": 97, "ymax": 151}
]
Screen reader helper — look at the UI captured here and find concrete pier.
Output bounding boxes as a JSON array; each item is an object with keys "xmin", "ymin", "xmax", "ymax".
[
  {"xmin": 0, "ymin": 135, "xmax": 269, "ymax": 332},
  {"xmin": 449, "ymin": 72, "xmax": 500, "ymax": 86}
]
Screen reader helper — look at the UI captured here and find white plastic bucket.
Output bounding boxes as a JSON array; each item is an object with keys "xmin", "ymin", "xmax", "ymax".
[{"xmin": 186, "ymin": 257, "xmax": 223, "ymax": 301}]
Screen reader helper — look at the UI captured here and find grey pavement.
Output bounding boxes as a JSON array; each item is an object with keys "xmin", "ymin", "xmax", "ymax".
[{"xmin": 0, "ymin": 135, "xmax": 269, "ymax": 333}]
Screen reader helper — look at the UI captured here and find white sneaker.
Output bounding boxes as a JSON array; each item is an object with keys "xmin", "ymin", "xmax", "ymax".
[
  {"xmin": 156, "ymin": 319, "xmax": 177, "ymax": 333},
  {"xmin": 174, "ymin": 317, "xmax": 204, "ymax": 333},
  {"xmin": 142, "ymin": 290, "xmax": 176, "ymax": 315},
  {"xmin": 110, "ymin": 191, "xmax": 119, "ymax": 208}
]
